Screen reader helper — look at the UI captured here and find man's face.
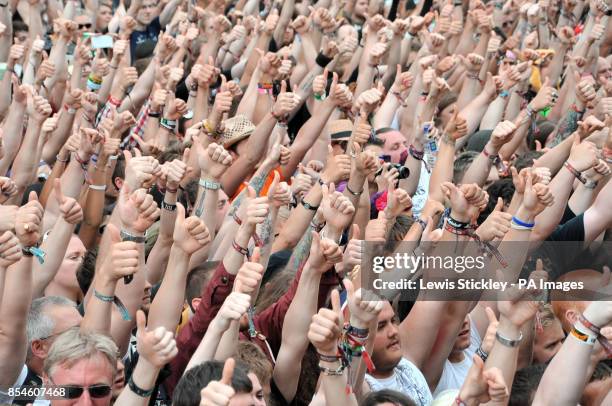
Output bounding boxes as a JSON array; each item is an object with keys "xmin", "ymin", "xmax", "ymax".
[
  {"xmin": 247, "ymin": 373, "xmax": 266, "ymax": 406},
  {"xmin": 141, "ymin": 280, "xmax": 152, "ymax": 313},
  {"xmin": 452, "ymin": 317, "xmax": 471, "ymax": 352},
  {"xmin": 533, "ymin": 320, "xmax": 565, "ymax": 364},
  {"xmin": 136, "ymin": 0, "xmax": 158, "ymax": 27},
  {"xmin": 216, "ymin": 190, "xmax": 230, "ymax": 232},
  {"xmin": 354, "ymin": 0, "xmax": 368, "ymax": 18},
  {"xmin": 33, "ymin": 306, "xmax": 82, "ymax": 360},
  {"xmin": 53, "ymin": 236, "xmax": 86, "ymax": 295},
  {"xmin": 331, "ymin": 140, "xmax": 348, "ymax": 156},
  {"xmin": 371, "ymin": 302, "xmax": 402, "ymax": 374},
  {"xmin": 111, "ymin": 359, "xmax": 125, "ymax": 400},
  {"xmin": 75, "ymin": 15, "xmax": 93, "ymax": 36},
  {"xmin": 47, "ymin": 354, "xmax": 114, "ymax": 406},
  {"xmin": 380, "ymin": 131, "xmax": 407, "ymax": 164}
]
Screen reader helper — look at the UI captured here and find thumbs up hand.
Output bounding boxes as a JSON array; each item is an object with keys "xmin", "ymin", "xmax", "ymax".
[
  {"xmin": 307, "ymin": 289, "xmax": 342, "ymax": 355},
  {"xmin": 15, "ymin": 191, "xmax": 43, "ymax": 246},
  {"xmin": 135, "ymin": 309, "xmax": 178, "ymax": 368},
  {"xmin": 55, "ymin": 179, "xmax": 83, "ymax": 225}
]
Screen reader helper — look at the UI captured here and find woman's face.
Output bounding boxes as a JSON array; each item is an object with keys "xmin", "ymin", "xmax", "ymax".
[
  {"xmin": 97, "ymin": 5, "xmax": 113, "ymax": 30},
  {"xmin": 439, "ymin": 102, "xmax": 457, "ymax": 129}
]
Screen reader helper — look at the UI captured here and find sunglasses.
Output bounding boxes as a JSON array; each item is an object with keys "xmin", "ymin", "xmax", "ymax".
[
  {"xmin": 78, "ymin": 23, "xmax": 92, "ymax": 29},
  {"xmin": 61, "ymin": 384, "xmax": 112, "ymax": 399}
]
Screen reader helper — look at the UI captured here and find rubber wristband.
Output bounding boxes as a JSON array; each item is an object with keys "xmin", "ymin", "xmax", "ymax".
[{"xmin": 128, "ymin": 376, "xmax": 154, "ymax": 398}]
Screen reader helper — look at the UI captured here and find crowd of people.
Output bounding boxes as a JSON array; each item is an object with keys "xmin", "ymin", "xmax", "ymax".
[{"xmin": 0, "ymin": 0, "xmax": 610, "ymax": 404}]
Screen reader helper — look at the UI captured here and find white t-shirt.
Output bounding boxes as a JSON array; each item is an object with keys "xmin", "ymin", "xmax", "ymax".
[
  {"xmin": 365, "ymin": 357, "xmax": 433, "ymax": 406},
  {"xmin": 433, "ymin": 317, "xmax": 482, "ymax": 397}
]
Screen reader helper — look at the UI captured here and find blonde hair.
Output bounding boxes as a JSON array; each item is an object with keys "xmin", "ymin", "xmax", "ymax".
[{"xmin": 44, "ymin": 327, "xmax": 118, "ymax": 378}]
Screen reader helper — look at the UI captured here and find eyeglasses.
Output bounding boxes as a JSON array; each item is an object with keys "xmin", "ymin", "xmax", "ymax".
[
  {"xmin": 78, "ymin": 23, "xmax": 92, "ymax": 29},
  {"xmin": 61, "ymin": 384, "xmax": 112, "ymax": 399}
]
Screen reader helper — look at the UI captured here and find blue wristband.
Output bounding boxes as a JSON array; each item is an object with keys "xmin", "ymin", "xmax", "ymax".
[{"xmin": 511, "ymin": 216, "xmax": 535, "ymax": 228}]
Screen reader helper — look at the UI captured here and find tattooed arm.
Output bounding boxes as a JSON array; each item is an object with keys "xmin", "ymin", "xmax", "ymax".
[{"xmin": 548, "ymin": 107, "xmax": 583, "ymax": 148}]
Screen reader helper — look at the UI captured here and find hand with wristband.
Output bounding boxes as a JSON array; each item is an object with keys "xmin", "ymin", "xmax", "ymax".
[
  {"xmin": 308, "ymin": 291, "xmax": 342, "ymax": 357},
  {"xmin": 344, "ymin": 278, "xmax": 384, "ymax": 330},
  {"xmin": 15, "ymin": 191, "xmax": 43, "ymax": 248},
  {"xmin": 385, "ymin": 179, "xmax": 413, "ymax": 219},
  {"xmin": 117, "ymin": 186, "xmax": 161, "ymax": 236},
  {"xmin": 517, "ymin": 171, "xmax": 554, "ymax": 222},
  {"xmin": 441, "ymin": 182, "xmax": 488, "ymax": 224},
  {"xmin": 112, "ymin": 110, "xmax": 137, "ymax": 136},
  {"xmin": 197, "ymin": 142, "xmax": 233, "ymax": 182}
]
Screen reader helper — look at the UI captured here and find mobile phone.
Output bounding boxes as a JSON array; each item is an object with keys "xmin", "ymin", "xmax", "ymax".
[
  {"xmin": 0, "ymin": 63, "xmax": 6, "ymax": 80},
  {"xmin": 91, "ymin": 35, "xmax": 114, "ymax": 49}
]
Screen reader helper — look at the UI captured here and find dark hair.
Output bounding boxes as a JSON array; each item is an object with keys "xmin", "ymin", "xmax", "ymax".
[
  {"xmin": 360, "ymin": 389, "xmax": 417, "ymax": 406},
  {"xmin": 513, "ymin": 150, "xmax": 544, "ymax": 172},
  {"xmin": 235, "ymin": 341, "xmax": 272, "ymax": 387},
  {"xmin": 185, "ymin": 261, "xmax": 219, "ymax": 311},
  {"xmin": 477, "ymin": 178, "xmax": 515, "ymax": 224},
  {"xmin": 13, "ymin": 20, "xmax": 28, "ymax": 33},
  {"xmin": 76, "ymin": 249, "xmax": 98, "ymax": 295},
  {"xmin": 367, "ymin": 137, "xmax": 385, "ymax": 147},
  {"xmin": 453, "ymin": 151, "xmax": 479, "ymax": 184},
  {"xmin": 112, "ymin": 153, "xmax": 126, "ymax": 184},
  {"xmin": 509, "ymin": 364, "xmax": 546, "ymax": 406},
  {"xmin": 172, "ymin": 360, "xmax": 253, "ymax": 406}
]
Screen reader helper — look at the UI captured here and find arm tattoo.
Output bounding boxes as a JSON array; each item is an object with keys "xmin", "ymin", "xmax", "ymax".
[
  {"xmin": 195, "ymin": 189, "xmax": 206, "ymax": 217},
  {"xmin": 259, "ymin": 213, "xmax": 274, "ymax": 246},
  {"xmin": 227, "ymin": 168, "xmax": 272, "ymax": 218},
  {"xmin": 288, "ymin": 230, "xmax": 313, "ymax": 271},
  {"xmin": 550, "ymin": 108, "xmax": 582, "ymax": 148}
]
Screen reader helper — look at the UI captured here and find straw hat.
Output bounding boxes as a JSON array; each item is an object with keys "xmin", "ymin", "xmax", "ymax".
[
  {"xmin": 328, "ymin": 119, "xmax": 354, "ymax": 141},
  {"xmin": 221, "ymin": 115, "xmax": 256, "ymax": 148}
]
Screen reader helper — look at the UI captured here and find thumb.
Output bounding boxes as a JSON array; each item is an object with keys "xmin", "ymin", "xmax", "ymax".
[
  {"xmin": 343, "ymin": 278, "xmax": 355, "ymax": 302},
  {"xmin": 250, "ymin": 247, "xmax": 261, "ymax": 263},
  {"xmin": 322, "ymin": 67, "xmax": 329, "ymax": 82},
  {"xmin": 510, "ymin": 166, "xmax": 518, "ymax": 180},
  {"xmin": 176, "ymin": 202, "xmax": 186, "ymax": 224},
  {"xmin": 321, "ymin": 181, "xmax": 329, "ymax": 200},
  {"xmin": 267, "ymin": 170, "xmax": 280, "ymax": 198},
  {"xmin": 247, "ymin": 184, "xmax": 257, "ymax": 199},
  {"xmin": 311, "ymin": 230, "xmax": 321, "ymax": 252},
  {"xmin": 535, "ymin": 139, "xmax": 543, "ymax": 151},
  {"xmin": 331, "ymin": 288, "xmax": 341, "ymax": 318},
  {"xmin": 573, "ymin": 70, "xmax": 581, "ymax": 83},
  {"xmin": 536, "ymin": 258, "xmax": 544, "ymax": 272},
  {"xmin": 573, "ymin": 132, "xmax": 581, "ymax": 145},
  {"xmin": 220, "ymin": 74, "xmax": 227, "ymax": 91},
  {"xmin": 327, "ymin": 144, "xmax": 334, "ymax": 157},
  {"xmin": 494, "ymin": 197, "xmax": 503, "ymax": 212},
  {"xmin": 221, "ymin": 358, "xmax": 235, "ymax": 386},
  {"xmin": 182, "ymin": 147, "xmax": 191, "ymax": 164},
  {"xmin": 472, "ymin": 353, "xmax": 485, "ymax": 372},
  {"xmin": 331, "ymin": 72, "xmax": 338, "ymax": 88},
  {"xmin": 424, "ymin": 216, "xmax": 434, "ymax": 234},
  {"xmin": 485, "ymin": 306, "xmax": 498, "ymax": 325},
  {"xmin": 542, "ymin": 76, "xmax": 550, "ymax": 88},
  {"xmin": 280, "ymin": 80, "xmax": 287, "ymax": 93},
  {"xmin": 28, "ymin": 191, "xmax": 38, "ymax": 203},
  {"xmin": 123, "ymin": 149, "xmax": 132, "ymax": 162},
  {"xmin": 54, "ymin": 178, "xmax": 65, "ymax": 204},
  {"xmin": 136, "ymin": 309, "xmax": 147, "ymax": 334},
  {"xmin": 352, "ymin": 224, "xmax": 361, "ymax": 240},
  {"xmin": 106, "ymin": 223, "xmax": 122, "ymax": 243},
  {"xmin": 525, "ymin": 171, "xmax": 533, "ymax": 190},
  {"xmin": 396, "ymin": 63, "xmax": 402, "ymax": 78}
]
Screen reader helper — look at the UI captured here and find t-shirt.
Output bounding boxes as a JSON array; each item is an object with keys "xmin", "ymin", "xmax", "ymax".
[
  {"xmin": 433, "ymin": 316, "xmax": 482, "ymax": 397},
  {"xmin": 130, "ymin": 17, "xmax": 161, "ymax": 62},
  {"xmin": 2, "ymin": 365, "xmax": 50, "ymax": 406},
  {"xmin": 364, "ymin": 357, "xmax": 433, "ymax": 406}
]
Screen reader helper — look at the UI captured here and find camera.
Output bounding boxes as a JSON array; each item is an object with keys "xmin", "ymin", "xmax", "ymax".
[{"xmin": 375, "ymin": 164, "xmax": 410, "ymax": 179}]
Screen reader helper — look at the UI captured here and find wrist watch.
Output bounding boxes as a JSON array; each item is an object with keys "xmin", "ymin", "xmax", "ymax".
[{"xmin": 120, "ymin": 229, "xmax": 146, "ymax": 243}]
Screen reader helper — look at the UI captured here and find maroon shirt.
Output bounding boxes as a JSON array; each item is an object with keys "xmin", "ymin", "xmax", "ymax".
[{"xmin": 165, "ymin": 261, "xmax": 340, "ymax": 395}]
